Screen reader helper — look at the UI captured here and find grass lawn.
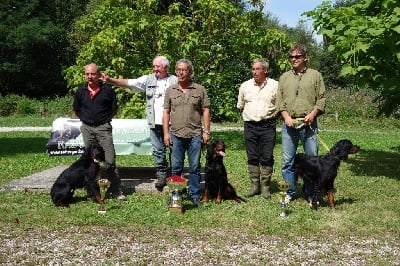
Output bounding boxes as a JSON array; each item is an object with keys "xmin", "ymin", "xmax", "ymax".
[{"xmin": 0, "ymin": 118, "xmax": 399, "ymax": 264}]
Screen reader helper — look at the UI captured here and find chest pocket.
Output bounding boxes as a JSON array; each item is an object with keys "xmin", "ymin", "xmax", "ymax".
[
  {"xmin": 170, "ymin": 94, "xmax": 184, "ymax": 107},
  {"xmin": 189, "ymin": 94, "xmax": 202, "ymax": 106},
  {"xmin": 146, "ymin": 86, "xmax": 155, "ymax": 98}
]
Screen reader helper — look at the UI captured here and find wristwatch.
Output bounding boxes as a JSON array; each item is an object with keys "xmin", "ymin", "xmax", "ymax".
[{"xmin": 203, "ymin": 130, "xmax": 211, "ymax": 135}]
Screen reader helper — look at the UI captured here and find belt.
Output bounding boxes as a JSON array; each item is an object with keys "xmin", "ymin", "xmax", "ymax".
[{"xmin": 246, "ymin": 119, "xmax": 276, "ymax": 125}]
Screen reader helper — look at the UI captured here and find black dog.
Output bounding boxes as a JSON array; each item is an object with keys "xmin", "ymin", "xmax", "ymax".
[
  {"xmin": 201, "ymin": 139, "xmax": 245, "ymax": 204},
  {"xmin": 50, "ymin": 140, "xmax": 105, "ymax": 207},
  {"xmin": 295, "ymin": 139, "xmax": 360, "ymax": 210}
]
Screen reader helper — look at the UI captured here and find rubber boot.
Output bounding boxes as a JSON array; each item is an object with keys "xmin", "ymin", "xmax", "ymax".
[
  {"xmin": 245, "ymin": 164, "xmax": 261, "ymax": 197},
  {"xmin": 260, "ymin": 166, "xmax": 273, "ymax": 199}
]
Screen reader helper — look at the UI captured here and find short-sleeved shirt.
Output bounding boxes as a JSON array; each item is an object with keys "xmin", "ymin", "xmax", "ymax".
[
  {"xmin": 237, "ymin": 78, "xmax": 279, "ymax": 122},
  {"xmin": 127, "ymin": 74, "xmax": 177, "ymax": 125},
  {"xmin": 276, "ymin": 68, "xmax": 326, "ymax": 118},
  {"xmin": 164, "ymin": 83, "xmax": 210, "ymax": 138},
  {"xmin": 73, "ymin": 82, "xmax": 118, "ymax": 126}
]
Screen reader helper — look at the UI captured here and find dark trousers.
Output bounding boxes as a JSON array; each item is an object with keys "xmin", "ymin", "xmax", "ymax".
[
  {"xmin": 244, "ymin": 120, "xmax": 276, "ymax": 167},
  {"xmin": 81, "ymin": 122, "xmax": 121, "ymax": 193}
]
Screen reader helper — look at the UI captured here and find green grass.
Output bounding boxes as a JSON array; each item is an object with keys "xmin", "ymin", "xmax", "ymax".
[{"xmin": 0, "ymin": 119, "xmax": 400, "ymax": 263}]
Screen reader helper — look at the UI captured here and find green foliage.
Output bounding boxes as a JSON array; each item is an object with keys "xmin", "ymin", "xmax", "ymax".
[
  {"xmin": 65, "ymin": 0, "xmax": 293, "ymax": 122},
  {"xmin": 0, "ymin": 94, "xmax": 73, "ymax": 118},
  {"xmin": 306, "ymin": 0, "xmax": 400, "ymax": 116},
  {"xmin": 15, "ymin": 96, "xmax": 37, "ymax": 115},
  {"xmin": 0, "ymin": 0, "xmax": 88, "ymax": 97},
  {"xmin": 0, "ymin": 94, "xmax": 19, "ymax": 116}
]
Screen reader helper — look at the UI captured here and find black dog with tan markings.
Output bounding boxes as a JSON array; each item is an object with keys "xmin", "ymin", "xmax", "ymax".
[
  {"xmin": 51, "ymin": 140, "xmax": 105, "ymax": 207},
  {"xmin": 295, "ymin": 139, "xmax": 360, "ymax": 210},
  {"xmin": 201, "ymin": 139, "xmax": 245, "ymax": 204}
]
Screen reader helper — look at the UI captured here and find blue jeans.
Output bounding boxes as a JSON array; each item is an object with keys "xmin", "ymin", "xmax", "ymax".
[
  {"xmin": 281, "ymin": 120, "xmax": 318, "ymax": 199},
  {"xmin": 150, "ymin": 125, "xmax": 168, "ymax": 179},
  {"xmin": 170, "ymin": 134, "xmax": 202, "ymax": 200}
]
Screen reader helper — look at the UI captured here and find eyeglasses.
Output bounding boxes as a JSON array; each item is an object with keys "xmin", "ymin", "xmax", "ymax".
[
  {"xmin": 289, "ymin": 55, "xmax": 303, "ymax": 59},
  {"xmin": 175, "ymin": 68, "xmax": 189, "ymax": 73}
]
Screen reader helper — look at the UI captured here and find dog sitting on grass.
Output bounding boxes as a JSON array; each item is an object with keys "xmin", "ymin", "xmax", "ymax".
[
  {"xmin": 50, "ymin": 140, "xmax": 105, "ymax": 207},
  {"xmin": 201, "ymin": 139, "xmax": 245, "ymax": 204}
]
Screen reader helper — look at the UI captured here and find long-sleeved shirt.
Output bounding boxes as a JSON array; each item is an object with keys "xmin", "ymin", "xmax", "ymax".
[{"xmin": 276, "ymin": 68, "xmax": 326, "ymax": 118}]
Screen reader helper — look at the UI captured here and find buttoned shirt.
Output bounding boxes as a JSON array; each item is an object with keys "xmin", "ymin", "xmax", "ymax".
[
  {"xmin": 164, "ymin": 83, "xmax": 210, "ymax": 138},
  {"xmin": 276, "ymin": 68, "xmax": 326, "ymax": 118},
  {"xmin": 237, "ymin": 78, "xmax": 279, "ymax": 122}
]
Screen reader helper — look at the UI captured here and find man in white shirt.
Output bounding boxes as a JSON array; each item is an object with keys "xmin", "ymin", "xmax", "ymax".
[{"xmin": 102, "ymin": 56, "xmax": 178, "ymax": 191}]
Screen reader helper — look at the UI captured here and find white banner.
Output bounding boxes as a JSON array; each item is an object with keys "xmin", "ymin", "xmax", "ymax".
[{"xmin": 46, "ymin": 118, "xmax": 152, "ymax": 156}]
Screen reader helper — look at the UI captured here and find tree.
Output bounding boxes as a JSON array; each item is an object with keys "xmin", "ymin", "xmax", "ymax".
[
  {"xmin": 65, "ymin": 0, "xmax": 292, "ymax": 122},
  {"xmin": 306, "ymin": 0, "xmax": 400, "ymax": 116},
  {"xmin": 0, "ymin": 0, "xmax": 88, "ymax": 97}
]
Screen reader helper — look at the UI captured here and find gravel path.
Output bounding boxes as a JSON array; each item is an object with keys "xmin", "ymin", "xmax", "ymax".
[
  {"xmin": 0, "ymin": 126, "xmax": 52, "ymax": 132},
  {"xmin": 1, "ymin": 226, "xmax": 399, "ymax": 265}
]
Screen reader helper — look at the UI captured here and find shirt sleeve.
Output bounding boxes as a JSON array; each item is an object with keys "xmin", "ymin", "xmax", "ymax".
[{"xmin": 127, "ymin": 75, "xmax": 148, "ymax": 92}]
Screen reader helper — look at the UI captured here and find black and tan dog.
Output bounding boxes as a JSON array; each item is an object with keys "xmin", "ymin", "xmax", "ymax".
[
  {"xmin": 201, "ymin": 139, "xmax": 245, "ymax": 204},
  {"xmin": 50, "ymin": 140, "xmax": 105, "ymax": 207},
  {"xmin": 295, "ymin": 139, "xmax": 360, "ymax": 210}
]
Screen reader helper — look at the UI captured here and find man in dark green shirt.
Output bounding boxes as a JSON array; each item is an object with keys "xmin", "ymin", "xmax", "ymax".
[{"xmin": 276, "ymin": 44, "xmax": 326, "ymax": 204}]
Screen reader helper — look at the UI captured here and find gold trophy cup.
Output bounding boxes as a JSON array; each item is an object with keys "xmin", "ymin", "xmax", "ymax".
[
  {"xmin": 166, "ymin": 175, "xmax": 188, "ymax": 214},
  {"xmin": 277, "ymin": 180, "xmax": 290, "ymax": 217},
  {"xmin": 97, "ymin": 178, "xmax": 110, "ymax": 214}
]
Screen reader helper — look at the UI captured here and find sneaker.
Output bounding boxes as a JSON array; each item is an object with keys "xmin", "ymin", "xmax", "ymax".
[
  {"xmin": 116, "ymin": 194, "xmax": 126, "ymax": 201},
  {"xmin": 191, "ymin": 198, "xmax": 202, "ymax": 207},
  {"xmin": 284, "ymin": 195, "xmax": 292, "ymax": 204}
]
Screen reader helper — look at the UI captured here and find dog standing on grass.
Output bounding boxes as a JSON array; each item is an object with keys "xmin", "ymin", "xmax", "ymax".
[
  {"xmin": 50, "ymin": 140, "xmax": 105, "ymax": 207},
  {"xmin": 295, "ymin": 139, "xmax": 360, "ymax": 210},
  {"xmin": 201, "ymin": 139, "xmax": 245, "ymax": 204}
]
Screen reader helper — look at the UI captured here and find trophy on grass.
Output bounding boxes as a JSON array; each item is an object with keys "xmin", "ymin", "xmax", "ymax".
[
  {"xmin": 277, "ymin": 180, "xmax": 290, "ymax": 217},
  {"xmin": 97, "ymin": 178, "xmax": 110, "ymax": 214},
  {"xmin": 166, "ymin": 175, "xmax": 188, "ymax": 214}
]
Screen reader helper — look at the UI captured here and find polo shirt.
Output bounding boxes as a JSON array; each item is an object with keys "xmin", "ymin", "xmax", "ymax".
[
  {"xmin": 73, "ymin": 82, "xmax": 118, "ymax": 126},
  {"xmin": 164, "ymin": 83, "xmax": 210, "ymax": 138}
]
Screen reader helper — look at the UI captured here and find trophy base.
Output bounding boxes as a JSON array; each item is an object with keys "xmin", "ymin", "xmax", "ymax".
[
  {"xmin": 168, "ymin": 206, "xmax": 185, "ymax": 214},
  {"xmin": 98, "ymin": 205, "xmax": 106, "ymax": 214}
]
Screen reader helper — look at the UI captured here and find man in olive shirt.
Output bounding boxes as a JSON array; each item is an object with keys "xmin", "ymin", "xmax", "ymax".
[
  {"xmin": 276, "ymin": 44, "xmax": 326, "ymax": 204},
  {"xmin": 163, "ymin": 59, "xmax": 211, "ymax": 207},
  {"xmin": 237, "ymin": 59, "xmax": 278, "ymax": 200}
]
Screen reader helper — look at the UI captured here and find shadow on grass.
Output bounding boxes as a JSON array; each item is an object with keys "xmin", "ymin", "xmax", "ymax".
[
  {"xmin": 0, "ymin": 135, "xmax": 49, "ymax": 155},
  {"xmin": 349, "ymin": 149, "xmax": 400, "ymax": 180}
]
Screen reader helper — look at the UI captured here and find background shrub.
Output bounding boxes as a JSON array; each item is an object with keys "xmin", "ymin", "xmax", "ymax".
[{"xmin": 0, "ymin": 94, "xmax": 19, "ymax": 116}]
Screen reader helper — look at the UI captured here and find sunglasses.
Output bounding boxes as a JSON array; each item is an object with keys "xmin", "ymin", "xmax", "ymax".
[{"xmin": 289, "ymin": 55, "xmax": 303, "ymax": 59}]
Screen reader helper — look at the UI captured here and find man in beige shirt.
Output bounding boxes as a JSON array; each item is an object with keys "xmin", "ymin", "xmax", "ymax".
[{"xmin": 237, "ymin": 59, "xmax": 279, "ymax": 199}]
